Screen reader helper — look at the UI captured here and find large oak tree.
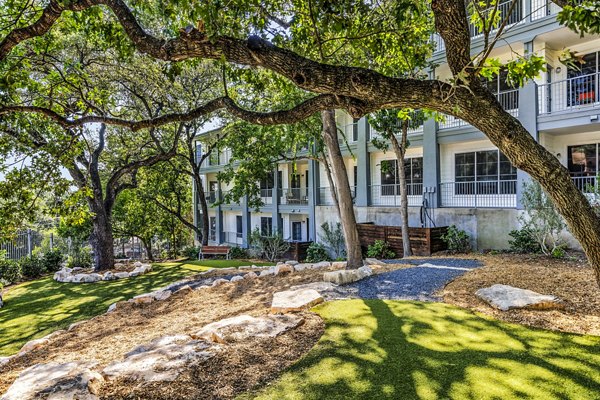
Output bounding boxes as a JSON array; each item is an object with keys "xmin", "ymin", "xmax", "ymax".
[{"xmin": 1, "ymin": 0, "xmax": 600, "ymax": 283}]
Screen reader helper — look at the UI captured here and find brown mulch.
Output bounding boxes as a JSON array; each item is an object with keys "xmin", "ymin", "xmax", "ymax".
[
  {"xmin": 440, "ymin": 253, "xmax": 600, "ymax": 336},
  {"xmin": 0, "ymin": 267, "xmax": 338, "ymax": 399}
]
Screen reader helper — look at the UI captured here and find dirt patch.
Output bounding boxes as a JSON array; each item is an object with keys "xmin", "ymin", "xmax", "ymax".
[
  {"xmin": 440, "ymin": 253, "xmax": 600, "ymax": 336},
  {"xmin": 0, "ymin": 267, "xmax": 339, "ymax": 398}
]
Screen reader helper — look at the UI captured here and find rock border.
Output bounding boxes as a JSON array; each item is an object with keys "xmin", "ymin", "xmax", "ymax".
[{"xmin": 53, "ymin": 262, "xmax": 152, "ymax": 283}]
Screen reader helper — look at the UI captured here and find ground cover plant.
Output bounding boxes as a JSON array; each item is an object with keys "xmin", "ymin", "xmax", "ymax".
[
  {"xmin": 244, "ymin": 299, "xmax": 600, "ymax": 400},
  {"xmin": 0, "ymin": 259, "xmax": 271, "ymax": 356}
]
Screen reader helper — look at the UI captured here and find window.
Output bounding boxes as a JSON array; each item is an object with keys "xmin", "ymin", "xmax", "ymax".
[
  {"xmin": 454, "ymin": 150, "xmax": 516, "ymax": 194},
  {"xmin": 208, "ymin": 181, "xmax": 218, "ymax": 203},
  {"xmin": 568, "ymin": 143, "xmax": 598, "ymax": 191},
  {"xmin": 292, "ymin": 221, "xmax": 302, "ymax": 241},
  {"xmin": 195, "ymin": 142, "xmax": 202, "ymax": 165},
  {"xmin": 260, "ymin": 217, "xmax": 272, "ymax": 236},
  {"xmin": 209, "ymin": 217, "xmax": 216, "ymax": 241},
  {"xmin": 483, "ymin": 69, "xmax": 518, "ymax": 111},
  {"xmin": 567, "ymin": 52, "xmax": 598, "ymax": 106},
  {"xmin": 380, "ymin": 158, "xmax": 424, "ymax": 196},
  {"xmin": 260, "ymin": 174, "xmax": 274, "ymax": 197},
  {"xmin": 236, "ymin": 216, "xmax": 243, "ymax": 238}
]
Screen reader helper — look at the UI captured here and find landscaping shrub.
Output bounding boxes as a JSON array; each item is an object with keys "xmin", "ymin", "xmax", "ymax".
[
  {"xmin": 182, "ymin": 246, "xmax": 200, "ymax": 260},
  {"xmin": 366, "ymin": 240, "xmax": 396, "ymax": 259},
  {"xmin": 320, "ymin": 222, "xmax": 346, "ymax": 260},
  {"xmin": 41, "ymin": 250, "xmax": 64, "ymax": 272},
  {"xmin": 0, "ymin": 259, "xmax": 22, "ymax": 285},
  {"xmin": 66, "ymin": 246, "xmax": 93, "ymax": 269},
  {"xmin": 305, "ymin": 242, "xmax": 330, "ymax": 262},
  {"xmin": 441, "ymin": 225, "xmax": 471, "ymax": 254},
  {"xmin": 229, "ymin": 246, "xmax": 248, "ymax": 259},
  {"xmin": 508, "ymin": 228, "xmax": 541, "ymax": 253},
  {"xmin": 249, "ymin": 229, "xmax": 290, "ymax": 262},
  {"xmin": 19, "ymin": 256, "xmax": 45, "ymax": 278}
]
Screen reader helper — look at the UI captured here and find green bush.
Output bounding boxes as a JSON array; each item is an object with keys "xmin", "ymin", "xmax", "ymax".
[
  {"xmin": 441, "ymin": 225, "xmax": 471, "ymax": 254},
  {"xmin": 66, "ymin": 247, "xmax": 93, "ymax": 269},
  {"xmin": 551, "ymin": 246, "xmax": 566, "ymax": 259},
  {"xmin": 508, "ymin": 228, "xmax": 541, "ymax": 253},
  {"xmin": 41, "ymin": 250, "xmax": 64, "ymax": 272},
  {"xmin": 0, "ymin": 259, "xmax": 22, "ymax": 285},
  {"xmin": 249, "ymin": 229, "xmax": 290, "ymax": 262},
  {"xmin": 229, "ymin": 246, "xmax": 248, "ymax": 259},
  {"xmin": 305, "ymin": 242, "xmax": 330, "ymax": 262},
  {"xmin": 182, "ymin": 246, "xmax": 200, "ymax": 260},
  {"xmin": 366, "ymin": 240, "xmax": 396, "ymax": 259},
  {"xmin": 19, "ymin": 256, "xmax": 45, "ymax": 278}
]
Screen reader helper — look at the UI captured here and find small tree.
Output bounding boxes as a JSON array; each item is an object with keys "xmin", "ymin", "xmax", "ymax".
[
  {"xmin": 519, "ymin": 181, "xmax": 566, "ymax": 256},
  {"xmin": 320, "ymin": 222, "xmax": 346, "ymax": 260},
  {"xmin": 249, "ymin": 228, "xmax": 290, "ymax": 262}
]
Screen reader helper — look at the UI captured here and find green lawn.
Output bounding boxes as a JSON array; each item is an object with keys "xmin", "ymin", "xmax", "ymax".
[
  {"xmin": 0, "ymin": 259, "xmax": 271, "ymax": 356},
  {"xmin": 243, "ymin": 300, "xmax": 600, "ymax": 400}
]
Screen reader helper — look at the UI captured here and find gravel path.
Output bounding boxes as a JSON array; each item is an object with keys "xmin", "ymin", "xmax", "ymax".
[{"xmin": 321, "ymin": 258, "xmax": 483, "ymax": 302}]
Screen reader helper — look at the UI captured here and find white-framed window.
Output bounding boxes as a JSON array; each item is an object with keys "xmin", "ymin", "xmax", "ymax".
[
  {"xmin": 454, "ymin": 150, "xmax": 516, "ymax": 194},
  {"xmin": 380, "ymin": 157, "xmax": 423, "ymax": 196}
]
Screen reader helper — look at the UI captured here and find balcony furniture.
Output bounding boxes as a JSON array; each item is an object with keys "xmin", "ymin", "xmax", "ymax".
[{"xmin": 199, "ymin": 245, "xmax": 231, "ymax": 259}]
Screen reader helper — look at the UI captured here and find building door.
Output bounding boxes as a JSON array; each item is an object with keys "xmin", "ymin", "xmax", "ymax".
[
  {"xmin": 236, "ymin": 215, "xmax": 243, "ymax": 239},
  {"xmin": 292, "ymin": 221, "xmax": 302, "ymax": 241}
]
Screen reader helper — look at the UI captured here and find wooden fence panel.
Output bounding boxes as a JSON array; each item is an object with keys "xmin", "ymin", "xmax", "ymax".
[{"xmin": 357, "ymin": 224, "xmax": 448, "ymax": 257}]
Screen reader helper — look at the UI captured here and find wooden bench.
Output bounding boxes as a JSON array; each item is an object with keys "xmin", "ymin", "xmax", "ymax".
[{"xmin": 199, "ymin": 245, "xmax": 231, "ymax": 260}]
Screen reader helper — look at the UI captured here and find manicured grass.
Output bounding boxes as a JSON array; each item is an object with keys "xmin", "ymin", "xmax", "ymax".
[
  {"xmin": 0, "ymin": 259, "xmax": 271, "ymax": 356},
  {"xmin": 243, "ymin": 300, "xmax": 600, "ymax": 400}
]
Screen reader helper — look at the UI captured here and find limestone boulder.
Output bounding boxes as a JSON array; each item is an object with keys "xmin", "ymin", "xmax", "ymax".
[
  {"xmin": 293, "ymin": 263, "xmax": 312, "ymax": 272},
  {"xmin": 364, "ymin": 258, "xmax": 384, "ymax": 266},
  {"xmin": 53, "ymin": 269, "xmax": 71, "ymax": 282},
  {"xmin": 244, "ymin": 271, "xmax": 258, "ymax": 279},
  {"xmin": 103, "ymin": 271, "xmax": 115, "ymax": 281},
  {"xmin": 331, "ymin": 261, "xmax": 347, "ymax": 269},
  {"xmin": 212, "ymin": 278, "xmax": 229, "ymax": 287},
  {"xmin": 107, "ymin": 301, "xmax": 127, "ymax": 313},
  {"xmin": 275, "ymin": 264, "xmax": 294, "ymax": 276},
  {"xmin": 259, "ymin": 269, "xmax": 274, "ymax": 277},
  {"xmin": 114, "ymin": 272, "xmax": 130, "ymax": 279},
  {"xmin": 312, "ymin": 261, "xmax": 331, "ymax": 269},
  {"xmin": 476, "ymin": 284, "xmax": 565, "ymax": 311},
  {"xmin": 68, "ymin": 320, "xmax": 87, "ymax": 331},
  {"xmin": 174, "ymin": 285, "xmax": 193, "ymax": 294},
  {"xmin": 230, "ymin": 275, "xmax": 244, "ymax": 282},
  {"xmin": 0, "ymin": 356, "xmax": 14, "ymax": 368},
  {"xmin": 0, "ymin": 361, "xmax": 104, "ymax": 400},
  {"xmin": 19, "ymin": 337, "xmax": 50, "ymax": 355},
  {"xmin": 323, "ymin": 270, "xmax": 358, "ymax": 285},
  {"xmin": 271, "ymin": 289, "xmax": 324, "ymax": 313},
  {"xmin": 87, "ymin": 273, "xmax": 103, "ymax": 282},
  {"xmin": 103, "ymin": 335, "xmax": 213, "ymax": 383},
  {"xmin": 285, "ymin": 260, "xmax": 299, "ymax": 266},
  {"xmin": 290, "ymin": 281, "xmax": 338, "ymax": 292},
  {"xmin": 356, "ymin": 265, "xmax": 373, "ymax": 279},
  {"xmin": 193, "ymin": 314, "xmax": 304, "ymax": 344},
  {"xmin": 132, "ymin": 261, "xmax": 143, "ymax": 268}
]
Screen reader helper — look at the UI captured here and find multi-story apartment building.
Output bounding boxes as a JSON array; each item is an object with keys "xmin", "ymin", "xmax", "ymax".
[{"xmin": 193, "ymin": 0, "xmax": 600, "ymax": 251}]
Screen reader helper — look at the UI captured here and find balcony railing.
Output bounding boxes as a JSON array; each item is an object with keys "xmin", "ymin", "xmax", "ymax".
[
  {"xmin": 440, "ymin": 180, "xmax": 517, "ymax": 208},
  {"xmin": 572, "ymin": 176, "xmax": 598, "ymax": 193},
  {"xmin": 538, "ymin": 72, "xmax": 600, "ymax": 115},
  {"xmin": 371, "ymin": 184, "xmax": 424, "ymax": 207},
  {"xmin": 316, "ymin": 186, "xmax": 356, "ymax": 205},
  {"xmin": 469, "ymin": 0, "xmax": 523, "ymax": 38},
  {"xmin": 281, "ymin": 188, "xmax": 309, "ymax": 205},
  {"xmin": 260, "ymin": 188, "xmax": 274, "ymax": 205},
  {"xmin": 223, "ymin": 231, "xmax": 243, "ymax": 246},
  {"xmin": 339, "ymin": 122, "xmax": 359, "ymax": 143},
  {"xmin": 439, "ymin": 89, "xmax": 519, "ymax": 129}
]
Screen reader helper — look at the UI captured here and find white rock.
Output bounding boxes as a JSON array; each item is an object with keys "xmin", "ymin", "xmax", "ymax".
[
  {"xmin": 128, "ymin": 271, "xmax": 142, "ymax": 277},
  {"xmin": 331, "ymin": 261, "xmax": 347, "ymax": 269},
  {"xmin": 312, "ymin": 261, "xmax": 331, "ymax": 269},
  {"xmin": 323, "ymin": 270, "xmax": 359, "ymax": 285},
  {"xmin": 71, "ymin": 274, "xmax": 87, "ymax": 283},
  {"xmin": 244, "ymin": 272, "xmax": 258, "ymax": 279},
  {"xmin": 290, "ymin": 281, "xmax": 338, "ymax": 292},
  {"xmin": 103, "ymin": 271, "xmax": 115, "ymax": 281},
  {"xmin": 107, "ymin": 303, "xmax": 118, "ymax": 313},
  {"xmin": 68, "ymin": 321, "xmax": 87, "ymax": 331},
  {"xmin": 293, "ymin": 263, "xmax": 311, "ymax": 272},
  {"xmin": 152, "ymin": 290, "xmax": 172, "ymax": 301},
  {"xmin": 285, "ymin": 260, "xmax": 299, "ymax": 266},
  {"xmin": 259, "ymin": 270, "xmax": 274, "ymax": 277},
  {"xmin": 274, "ymin": 264, "xmax": 294, "ymax": 275},
  {"xmin": 114, "ymin": 262, "xmax": 126, "ymax": 269},
  {"xmin": 87, "ymin": 273, "xmax": 103, "ymax": 282},
  {"xmin": 19, "ymin": 337, "xmax": 50, "ymax": 355},
  {"xmin": 0, "ymin": 361, "xmax": 104, "ymax": 400},
  {"xmin": 103, "ymin": 335, "xmax": 213, "ymax": 383},
  {"xmin": 212, "ymin": 278, "xmax": 230, "ymax": 287},
  {"xmin": 0, "ymin": 355, "xmax": 14, "ymax": 368},
  {"xmin": 356, "ymin": 265, "xmax": 373, "ymax": 279},
  {"xmin": 193, "ymin": 314, "xmax": 304, "ymax": 344},
  {"xmin": 271, "ymin": 289, "xmax": 324, "ymax": 313},
  {"xmin": 476, "ymin": 284, "xmax": 565, "ymax": 311},
  {"xmin": 276, "ymin": 262, "xmax": 284, "ymax": 266},
  {"xmin": 132, "ymin": 261, "xmax": 143, "ymax": 268},
  {"xmin": 175, "ymin": 285, "xmax": 193, "ymax": 294},
  {"xmin": 195, "ymin": 285, "xmax": 211, "ymax": 291},
  {"xmin": 114, "ymin": 272, "xmax": 130, "ymax": 279},
  {"xmin": 230, "ymin": 275, "xmax": 244, "ymax": 282},
  {"xmin": 364, "ymin": 258, "xmax": 384, "ymax": 266}
]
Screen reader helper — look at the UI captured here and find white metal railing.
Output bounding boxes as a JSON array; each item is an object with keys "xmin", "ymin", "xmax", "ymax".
[
  {"xmin": 339, "ymin": 122, "xmax": 359, "ymax": 143},
  {"xmin": 316, "ymin": 187, "xmax": 356, "ymax": 205},
  {"xmin": 223, "ymin": 231, "xmax": 243, "ymax": 246},
  {"xmin": 370, "ymin": 184, "xmax": 423, "ymax": 207},
  {"xmin": 572, "ymin": 176, "xmax": 598, "ymax": 193},
  {"xmin": 260, "ymin": 188, "xmax": 274, "ymax": 205},
  {"xmin": 440, "ymin": 180, "xmax": 517, "ymax": 208},
  {"xmin": 431, "ymin": 33, "xmax": 446, "ymax": 54},
  {"xmin": 439, "ymin": 89, "xmax": 519, "ymax": 129},
  {"xmin": 538, "ymin": 72, "xmax": 600, "ymax": 115},
  {"xmin": 469, "ymin": 0, "xmax": 524, "ymax": 38},
  {"xmin": 281, "ymin": 187, "xmax": 309, "ymax": 205}
]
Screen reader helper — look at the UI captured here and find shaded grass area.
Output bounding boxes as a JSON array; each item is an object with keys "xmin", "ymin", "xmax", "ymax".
[
  {"xmin": 244, "ymin": 300, "xmax": 600, "ymax": 400},
  {"xmin": 0, "ymin": 259, "xmax": 270, "ymax": 356}
]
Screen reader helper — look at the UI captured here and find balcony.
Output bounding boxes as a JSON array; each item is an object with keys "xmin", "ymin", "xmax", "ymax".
[
  {"xmin": 260, "ymin": 188, "xmax": 274, "ymax": 205},
  {"xmin": 538, "ymin": 72, "xmax": 600, "ymax": 115},
  {"xmin": 439, "ymin": 89, "xmax": 519, "ymax": 130},
  {"xmin": 440, "ymin": 180, "xmax": 517, "ymax": 208},
  {"xmin": 280, "ymin": 188, "xmax": 309, "ymax": 205},
  {"xmin": 572, "ymin": 175, "xmax": 598, "ymax": 193},
  {"xmin": 339, "ymin": 122, "xmax": 358, "ymax": 143},
  {"xmin": 317, "ymin": 186, "xmax": 356, "ymax": 206},
  {"xmin": 370, "ymin": 184, "xmax": 424, "ymax": 207},
  {"xmin": 469, "ymin": 0, "xmax": 524, "ymax": 39}
]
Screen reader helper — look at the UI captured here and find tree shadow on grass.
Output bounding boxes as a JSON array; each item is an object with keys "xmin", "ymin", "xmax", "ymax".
[{"xmin": 245, "ymin": 299, "xmax": 600, "ymax": 400}]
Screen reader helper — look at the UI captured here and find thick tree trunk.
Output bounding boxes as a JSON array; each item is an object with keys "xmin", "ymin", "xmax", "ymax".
[
  {"xmin": 90, "ymin": 206, "xmax": 115, "ymax": 272},
  {"xmin": 196, "ymin": 180, "xmax": 210, "ymax": 246},
  {"xmin": 321, "ymin": 110, "xmax": 363, "ymax": 269},
  {"xmin": 389, "ymin": 121, "xmax": 412, "ymax": 257},
  {"xmin": 141, "ymin": 237, "xmax": 154, "ymax": 261}
]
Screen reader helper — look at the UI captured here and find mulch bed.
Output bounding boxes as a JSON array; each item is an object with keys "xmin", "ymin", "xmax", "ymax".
[{"xmin": 440, "ymin": 253, "xmax": 600, "ymax": 336}]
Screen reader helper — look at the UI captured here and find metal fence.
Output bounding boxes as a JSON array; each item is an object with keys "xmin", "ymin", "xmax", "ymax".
[
  {"xmin": 0, "ymin": 230, "xmax": 46, "ymax": 260},
  {"xmin": 370, "ymin": 184, "xmax": 424, "ymax": 207},
  {"xmin": 538, "ymin": 72, "xmax": 600, "ymax": 115},
  {"xmin": 440, "ymin": 180, "xmax": 517, "ymax": 208},
  {"xmin": 469, "ymin": 0, "xmax": 523, "ymax": 38}
]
